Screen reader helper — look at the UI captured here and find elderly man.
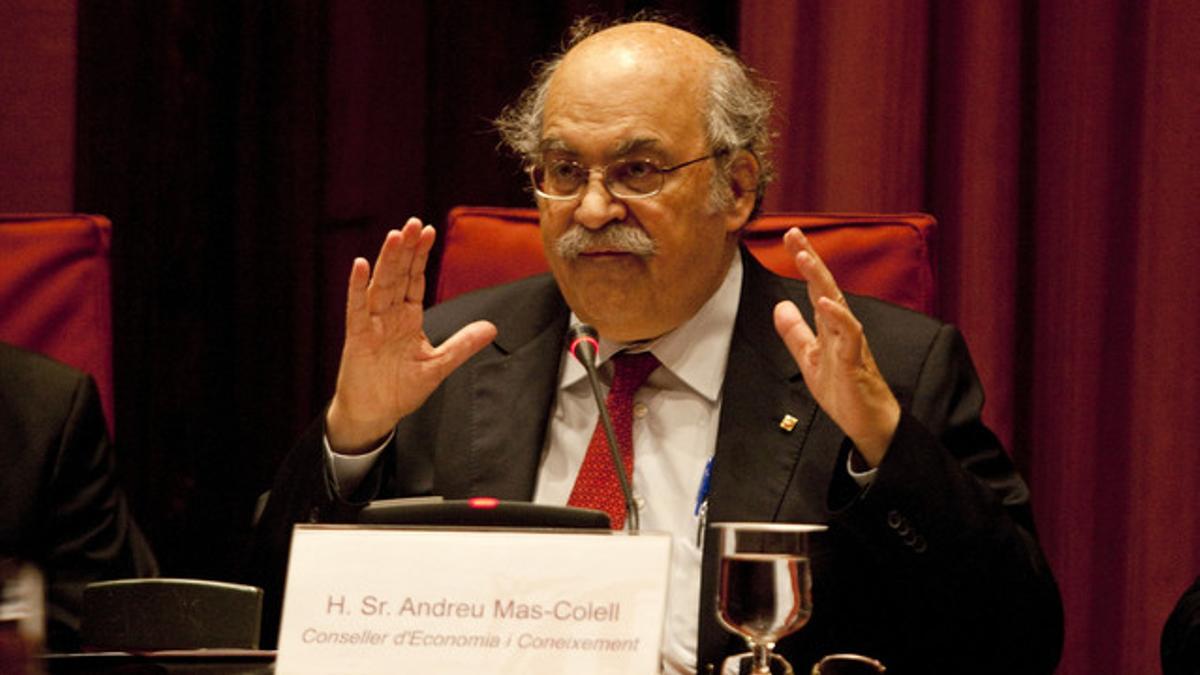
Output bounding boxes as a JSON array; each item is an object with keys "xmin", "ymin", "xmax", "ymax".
[{"xmin": 252, "ymin": 18, "xmax": 1063, "ymax": 674}]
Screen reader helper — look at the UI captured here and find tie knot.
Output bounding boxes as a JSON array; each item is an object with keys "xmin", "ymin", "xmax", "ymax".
[{"xmin": 610, "ymin": 351, "xmax": 660, "ymax": 396}]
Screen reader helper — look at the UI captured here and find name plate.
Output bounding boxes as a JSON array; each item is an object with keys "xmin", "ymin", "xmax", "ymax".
[{"xmin": 276, "ymin": 525, "xmax": 671, "ymax": 674}]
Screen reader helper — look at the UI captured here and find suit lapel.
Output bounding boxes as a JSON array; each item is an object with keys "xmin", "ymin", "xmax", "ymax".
[
  {"xmin": 708, "ymin": 249, "xmax": 820, "ymax": 523},
  {"xmin": 436, "ymin": 276, "xmax": 571, "ymax": 501}
]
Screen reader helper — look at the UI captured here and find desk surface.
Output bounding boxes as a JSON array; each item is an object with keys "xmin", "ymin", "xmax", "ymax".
[{"xmin": 43, "ymin": 650, "xmax": 275, "ymax": 674}]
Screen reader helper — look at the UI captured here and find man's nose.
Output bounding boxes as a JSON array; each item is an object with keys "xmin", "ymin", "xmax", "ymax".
[{"xmin": 573, "ymin": 171, "xmax": 626, "ymax": 230}]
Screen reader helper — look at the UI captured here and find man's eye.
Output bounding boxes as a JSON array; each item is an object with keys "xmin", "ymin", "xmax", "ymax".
[
  {"xmin": 621, "ymin": 160, "xmax": 657, "ymax": 178},
  {"xmin": 548, "ymin": 162, "xmax": 583, "ymax": 180}
]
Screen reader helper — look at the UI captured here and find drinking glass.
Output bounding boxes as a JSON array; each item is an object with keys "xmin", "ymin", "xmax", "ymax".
[{"xmin": 713, "ymin": 522, "xmax": 827, "ymax": 675}]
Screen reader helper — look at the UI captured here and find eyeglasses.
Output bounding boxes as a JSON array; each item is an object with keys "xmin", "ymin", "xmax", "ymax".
[{"xmin": 528, "ymin": 152, "xmax": 722, "ymax": 201}]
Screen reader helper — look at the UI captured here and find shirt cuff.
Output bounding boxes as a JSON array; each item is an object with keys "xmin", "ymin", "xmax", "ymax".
[
  {"xmin": 846, "ymin": 450, "xmax": 877, "ymax": 487},
  {"xmin": 324, "ymin": 431, "xmax": 394, "ymax": 497}
]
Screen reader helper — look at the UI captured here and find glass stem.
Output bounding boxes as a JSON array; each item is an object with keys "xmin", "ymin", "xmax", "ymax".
[{"xmin": 752, "ymin": 642, "xmax": 773, "ymax": 673}]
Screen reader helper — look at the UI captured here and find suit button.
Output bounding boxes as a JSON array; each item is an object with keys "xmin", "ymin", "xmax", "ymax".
[
  {"xmin": 912, "ymin": 535, "xmax": 928, "ymax": 553},
  {"xmin": 887, "ymin": 510, "xmax": 903, "ymax": 529},
  {"xmin": 897, "ymin": 522, "xmax": 911, "ymax": 537}
]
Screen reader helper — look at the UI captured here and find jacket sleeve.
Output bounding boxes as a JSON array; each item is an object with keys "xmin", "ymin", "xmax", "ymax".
[{"xmin": 828, "ymin": 323, "xmax": 1064, "ymax": 674}]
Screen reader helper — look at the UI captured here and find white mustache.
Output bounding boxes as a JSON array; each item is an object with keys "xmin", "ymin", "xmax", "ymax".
[{"xmin": 554, "ymin": 224, "xmax": 657, "ymax": 259}]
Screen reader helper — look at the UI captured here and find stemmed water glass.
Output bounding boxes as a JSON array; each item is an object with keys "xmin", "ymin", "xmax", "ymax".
[{"xmin": 713, "ymin": 522, "xmax": 827, "ymax": 675}]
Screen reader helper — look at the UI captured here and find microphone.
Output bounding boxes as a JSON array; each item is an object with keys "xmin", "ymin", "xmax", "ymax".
[{"xmin": 567, "ymin": 324, "xmax": 640, "ymax": 533}]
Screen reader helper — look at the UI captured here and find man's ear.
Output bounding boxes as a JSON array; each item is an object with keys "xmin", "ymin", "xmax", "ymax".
[{"xmin": 723, "ymin": 150, "xmax": 760, "ymax": 232}]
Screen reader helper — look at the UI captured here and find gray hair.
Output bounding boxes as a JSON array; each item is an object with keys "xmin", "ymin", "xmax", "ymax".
[{"xmin": 494, "ymin": 16, "xmax": 775, "ymax": 219}]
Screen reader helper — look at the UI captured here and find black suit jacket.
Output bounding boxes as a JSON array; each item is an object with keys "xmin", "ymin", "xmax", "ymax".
[
  {"xmin": 253, "ymin": 249, "xmax": 1063, "ymax": 673},
  {"xmin": 1163, "ymin": 575, "xmax": 1200, "ymax": 675},
  {"xmin": 0, "ymin": 342, "xmax": 158, "ymax": 651}
]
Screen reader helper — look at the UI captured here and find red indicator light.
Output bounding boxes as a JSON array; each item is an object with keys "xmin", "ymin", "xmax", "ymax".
[
  {"xmin": 569, "ymin": 336, "xmax": 599, "ymax": 359},
  {"xmin": 468, "ymin": 497, "xmax": 500, "ymax": 509}
]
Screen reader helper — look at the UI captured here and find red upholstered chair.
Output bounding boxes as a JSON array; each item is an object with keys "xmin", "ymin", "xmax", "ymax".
[
  {"xmin": 0, "ymin": 214, "xmax": 115, "ymax": 432},
  {"xmin": 436, "ymin": 207, "xmax": 937, "ymax": 315}
]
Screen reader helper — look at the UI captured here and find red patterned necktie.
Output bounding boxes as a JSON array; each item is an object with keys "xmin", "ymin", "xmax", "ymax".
[{"xmin": 567, "ymin": 351, "xmax": 660, "ymax": 530}]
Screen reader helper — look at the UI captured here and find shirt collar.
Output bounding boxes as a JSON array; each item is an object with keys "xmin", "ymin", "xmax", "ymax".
[{"xmin": 560, "ymin": 253, "xmax": 743, "ymax": 403}]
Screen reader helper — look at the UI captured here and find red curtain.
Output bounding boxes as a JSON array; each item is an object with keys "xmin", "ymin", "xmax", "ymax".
[
  {"xmin": 740, "ymin": 1, "xmax": 1200, "ymax": 672},
  {"xmin": 0, "ymin": 0, "xmax": 76, "ymax": 210}
]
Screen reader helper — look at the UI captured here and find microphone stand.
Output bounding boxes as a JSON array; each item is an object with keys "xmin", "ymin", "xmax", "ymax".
[{"xmin": 568, "ymin": 324, "xmax": 640, "ymax": 534}]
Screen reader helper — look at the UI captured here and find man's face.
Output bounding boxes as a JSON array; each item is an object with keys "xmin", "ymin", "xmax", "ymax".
[{"xmin": 536, "ymin": 25, "xmax": 749, "ymax": 342}]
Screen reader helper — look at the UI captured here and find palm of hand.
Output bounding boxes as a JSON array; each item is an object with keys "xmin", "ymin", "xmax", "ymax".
[
  {"xmin": 339, "ymin": 294, "xmax": 442, "ymax": 424},
  {"xmin": 326, "ymin": 220, "xmax": 497, "ymax": 454}
]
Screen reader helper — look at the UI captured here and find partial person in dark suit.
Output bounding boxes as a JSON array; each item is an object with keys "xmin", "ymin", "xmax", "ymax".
[
  {"xmin": 251, "ymin": 17, "xmax": 1063, "ymax": 674},
  {"xmin": 1163, "ymin": 575, "xmax": 1200, "ymax": 675},
  {"xmin": 0, "ymin": 342, "xmax": 157, "ymax": 651}
]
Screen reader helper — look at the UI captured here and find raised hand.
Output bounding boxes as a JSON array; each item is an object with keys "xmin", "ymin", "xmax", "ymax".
[
  {"xmin": 772, "ymin": 228, "xmax": 900, "ymax": 466},
  {"xmin": 325, "ymin": 218, "xmax": 497, "ymax": 454}
]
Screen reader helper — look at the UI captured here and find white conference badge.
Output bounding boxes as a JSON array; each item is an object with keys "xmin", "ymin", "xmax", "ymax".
[{"xmin": 275, "ymin": 525, "xmax": 672, "ymax": 674}]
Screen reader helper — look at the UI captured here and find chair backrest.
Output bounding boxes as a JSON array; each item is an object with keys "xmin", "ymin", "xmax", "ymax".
[
  {"xmin": 436, "ymin": 207, "xmax": 937, "ymax": 315},
  {"xmin": 0, "ymin": 214, "xmax": 115, "ymax": 432}
]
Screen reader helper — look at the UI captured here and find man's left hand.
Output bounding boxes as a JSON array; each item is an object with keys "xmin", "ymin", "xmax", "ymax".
[{"xmin": 772, "ymin": 227, "xmax": 900, "ymax": 467}]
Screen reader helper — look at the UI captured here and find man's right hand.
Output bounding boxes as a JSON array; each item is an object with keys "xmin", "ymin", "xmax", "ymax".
[{"xmin": 325, "ymin": 218, "xmax": 497, "ymax": 454}]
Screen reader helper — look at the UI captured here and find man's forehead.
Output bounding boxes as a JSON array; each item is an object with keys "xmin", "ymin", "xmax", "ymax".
[
  {"xmin": 536, "ymin": 137, "xmax": 667, "ymax": 157},
  {"xmin": 540, "ymin": 24, "xmax": 714, "ymax": 157},
  {"xmin": 549, "ymin": 22, "xmax": 715, "ymax": 96}
]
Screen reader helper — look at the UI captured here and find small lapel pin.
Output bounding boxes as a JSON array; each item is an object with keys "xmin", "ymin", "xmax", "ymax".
[{"xmin": 779, "ymin": 414, "xmax": 799, "ymax": 432}]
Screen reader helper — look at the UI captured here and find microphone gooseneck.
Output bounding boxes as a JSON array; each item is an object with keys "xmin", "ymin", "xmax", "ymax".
[{"xmin": 567, "ymin": 324, "xmax": 640, "ymax": 533}]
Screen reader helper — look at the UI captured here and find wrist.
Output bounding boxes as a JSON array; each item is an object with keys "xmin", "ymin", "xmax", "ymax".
[
  {"xmin": 852, "ymin": 401, "xmax": 900, "ymax": 468},
  {"xmin": 325, "ymin": 399, "xmax": 395, "ymax": 455}
]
